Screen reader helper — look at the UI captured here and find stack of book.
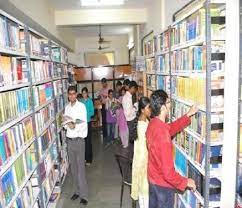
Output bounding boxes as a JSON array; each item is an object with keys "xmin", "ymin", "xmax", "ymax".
[
  {"xmin": 29, "ymin": 34, "xmax": 49, "ymax": 58},
  {"xmin": 53, "ymin": 63, "xmax": 62, "ymax": 78},
  {"xmin": 53, "ymin": 80, "xmax": 62, "ymax": 97},
  {"xmin": 146, "ymin": 58, "xmax": 155, "ymax": 73},
  {"xmin": 158, "ymin": 53, "xmax": 170, "ymax": 73}
]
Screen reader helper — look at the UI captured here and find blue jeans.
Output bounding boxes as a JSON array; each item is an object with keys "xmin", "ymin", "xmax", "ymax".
[
  {"xmin": 149, "ymin": 183, "xmax": 175, "ymax": 208},
  {"xmin": 106, "ymin": 123, "xmax": 115, "ymax": 144}
]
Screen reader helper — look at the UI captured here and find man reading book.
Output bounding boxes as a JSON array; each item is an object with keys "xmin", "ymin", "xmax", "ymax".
[
  {"xmin": 63, "ymin": 86, "xmax": 88, "ymax": 206},
  {"xmin": 146, "ymin": 90, "xmax": 197, "ymax": 208}
]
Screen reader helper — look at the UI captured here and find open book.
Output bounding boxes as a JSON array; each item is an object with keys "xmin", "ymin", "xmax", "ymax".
[{"xmin": 62, "ymin": 115, "xmax": 84, "ymax": 126}]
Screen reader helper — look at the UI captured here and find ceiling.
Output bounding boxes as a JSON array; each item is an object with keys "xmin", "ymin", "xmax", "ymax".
[
  {"xmin": 66, "ymin": 25, "xmax": 133, "ymax": 37},
  {"xmin": 48, "ymin": 0, "xmax": 150, "ymax": 10}
]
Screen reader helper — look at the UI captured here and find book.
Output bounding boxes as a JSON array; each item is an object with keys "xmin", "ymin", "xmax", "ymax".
[
  {"xmin": 53, "ymin": 80, "xmax": 62, "ymax": 97},
  {"xmin": 29, "ymin": 34, "xmax": 49, "ymax": 58}
]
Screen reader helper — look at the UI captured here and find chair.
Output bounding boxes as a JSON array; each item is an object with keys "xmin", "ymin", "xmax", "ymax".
[{"xmin": 115, "ymin": 154, "xmax": 136, "ymax": 208}]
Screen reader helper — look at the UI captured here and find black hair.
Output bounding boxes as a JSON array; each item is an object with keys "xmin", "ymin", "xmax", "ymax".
[
  {"xmin": 101, "ymin": 78, "xmax": 107, "ymax": 83},
  {"xmin": 134, "ymin": 96, "xmax": 150, "ymax": 141},
  {"xmin": 68, "ymin": 86, "xmax": 77, "ymax": 93},
  {"xmin": 108, "ymin": 89, "xmax": 113, "ymax": 94},
  {"xmin": 116, "ymin": 81, "xmax": 122, "ymax": 87},
  {"xmin": 121, "ymin": 87, "xmax": 126, "ymax": 93},
  {"xmin": 123, "ymin": 79, "xmax": 130, "ymax": 86},
  {"xmin": 129, "ymin": 81, "xmax": 138, "ymax": 89},
  {"xmin": 77, "ymin": 93, "xmax": 82, "ymax": 100},
  {"xmin": 150, "ymin": 90, "xmax": 168, "ymax": 117},
  {"xmin": 82, "ymin": 87, "xmax": 88, "ymax": 93}
]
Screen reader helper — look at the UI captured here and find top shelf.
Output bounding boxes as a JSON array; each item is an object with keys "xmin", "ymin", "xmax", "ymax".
[{"xmin": 172, "ymin": 0, "xmax": 226, "ymax": 25}]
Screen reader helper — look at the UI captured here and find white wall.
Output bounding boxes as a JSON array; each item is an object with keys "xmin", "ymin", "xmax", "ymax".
[
  {"xmin": 74, "ymin": 35, "xmax": 129, "ymax": 67},
  {"xmin": 161, "ymin": 0, "xmax": 190, "ymax": 30},
  {"xmin": 8, "ymin": 0, "xmax": 75, "ymax": 50}
]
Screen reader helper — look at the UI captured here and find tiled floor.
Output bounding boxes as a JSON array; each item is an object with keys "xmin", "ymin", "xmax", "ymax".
[{"xmin": 58, "ymin": 130, "xmax": 133, "ymax": 208}]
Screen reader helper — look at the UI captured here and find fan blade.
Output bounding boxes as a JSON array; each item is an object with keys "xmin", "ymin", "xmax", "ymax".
[{"xmin": 99, "ymin": 40, "xmax": 111, "ymax": 44}]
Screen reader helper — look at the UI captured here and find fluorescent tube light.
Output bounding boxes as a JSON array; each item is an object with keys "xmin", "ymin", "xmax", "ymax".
[{"xmin": 81, "ymin": 0, "xmax": 125, "ymax": 6}]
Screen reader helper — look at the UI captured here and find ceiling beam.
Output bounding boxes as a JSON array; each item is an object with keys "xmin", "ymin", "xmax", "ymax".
[{"xmin": 55, "ymin": 8, "xmax": 147, "ymax": 26}]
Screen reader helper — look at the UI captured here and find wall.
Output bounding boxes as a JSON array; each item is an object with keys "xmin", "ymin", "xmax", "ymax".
[
  {"xmin": 7, "ymin": 0, "xmax": 75, "ymax": 50},
  {"xmin": 74, "ymin": 35, "xmax": 129, "ymax": 67}
]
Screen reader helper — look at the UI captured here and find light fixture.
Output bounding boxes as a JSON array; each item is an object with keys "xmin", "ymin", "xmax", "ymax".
[{"xmin": 81, "ymin": 0, "xmax": 125, "ymax": 6}]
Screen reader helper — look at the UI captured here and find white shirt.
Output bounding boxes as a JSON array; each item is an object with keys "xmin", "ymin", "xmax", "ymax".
[
  {"xmin": 64, "ymin": 101, "xmax": 88, "ymax": 138},
  {"xmin": 122, "ymin": 91, "xmax": 137, "ymax": 121}
]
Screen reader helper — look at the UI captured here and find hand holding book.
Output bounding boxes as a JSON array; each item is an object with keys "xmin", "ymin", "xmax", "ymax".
[
  {"xmin": 187, "ymin": 178, "xmax": 196, "ymax": 192},
  {"xmin": 186, "ymin": 105, "xmax": 198, "ymax": 117}
]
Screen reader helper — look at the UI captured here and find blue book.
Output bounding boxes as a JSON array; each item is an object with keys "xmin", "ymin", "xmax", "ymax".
[{"xmin": 0, "ymin": 133, "xmax": 6, "ymax": 166}]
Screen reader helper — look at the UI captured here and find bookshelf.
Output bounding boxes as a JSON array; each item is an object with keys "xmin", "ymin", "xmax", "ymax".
[
  {"xmin": 138, "ymin": 0, "xmax": 228, "ymax": 207},
  {"xmin": 171, "ymin": 1, "xmax": 225, "ymax": 207},
  {"xmin": 0, "ymin": 9, "xmax": 69, "ymax": 208}
]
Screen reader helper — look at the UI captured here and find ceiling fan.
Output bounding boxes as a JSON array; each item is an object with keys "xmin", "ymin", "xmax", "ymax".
[{"xmin": 98, "ymin": 25, "xmax": 111, "ymax": 44}]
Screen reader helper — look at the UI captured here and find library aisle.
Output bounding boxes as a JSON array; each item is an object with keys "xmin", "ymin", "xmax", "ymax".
[{"xmin": 58, "ymin": 131, "xmax": 132, "ymax": 208}]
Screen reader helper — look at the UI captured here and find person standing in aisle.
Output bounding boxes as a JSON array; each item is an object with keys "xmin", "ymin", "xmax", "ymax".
[
  {"xmin": 122, "ymin": 81, "xmax": 138, "ymax": 156},
  {"xmin": 80, "ymin": 87, "xmax": 94, "ymax": 166},
  {"xmin": 63, "ymin": 86, "xmax": 88, "ymax": 206},
  {"xmin": 113, "ymin": 81, "xmax": 122, "ymax": 99},
  {"xmin": 113, "ymin": 81, "xmax": 123, "ymax": 139},
  {"xmin": 99, "ymin": 78, "xmax": 109, "ymax": 139},
  {"xmin": 105, "ymin": 89, "xmax": 118, "ymax": 147},
  {"xmin": 131, "ymin": 97, "xmax": 151, "ymax": 208},
  {"xmin": 146, "ymin": 90, "xmax": 197, "ymax": 208},
  {"xmin": 123, "ymin": 79, "xmax": 130, "ymax": 91}
]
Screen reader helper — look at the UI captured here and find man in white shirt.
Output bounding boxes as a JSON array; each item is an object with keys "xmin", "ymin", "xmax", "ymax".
[
  {"xmin": 122, "ymin": 81, "xmax": 138, "ymax": 149},
  {"xmin": 63, "ymin": 86, "xmax": 88, "ymax": 206}
]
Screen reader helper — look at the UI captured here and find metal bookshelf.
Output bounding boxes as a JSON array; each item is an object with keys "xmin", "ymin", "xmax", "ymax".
[
  {"xmin": 139, "ymin": 0, "xmax": 227, "ymax": 207},
  {"xmin": 0, "ymin": 9, "xmax": 69, "ymax": 208}
]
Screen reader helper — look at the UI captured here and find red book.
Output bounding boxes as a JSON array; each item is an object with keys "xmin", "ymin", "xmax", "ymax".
[{"xmin": 17, "ymin": 60, "xmax": 22, "ymax": 81}]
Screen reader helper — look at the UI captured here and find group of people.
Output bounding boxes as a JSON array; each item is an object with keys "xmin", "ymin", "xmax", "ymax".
[
  {"xmin": 63, "ymin": 77, "xmax": 198, "ymax": 208},
  {"xmin": 98, "ymin": 78, "xmax": 139, "ymax": 151}
]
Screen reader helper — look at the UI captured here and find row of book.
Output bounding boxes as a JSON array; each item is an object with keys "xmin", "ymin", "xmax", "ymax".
[
  {"xmin": 157, "ymin": 75, "xmax": 170, "ymax": 93},
  {"xmin": 0, "ymin": 144, "xmax": 36, "ymax": 207},
  {"xmin": 51, "ymin": 48, "xmax": 67, "ymax": 63},
  {"xmin": 172, "ymin": 100, "xmax": 224, "ymax": 142},
  {"xmin": 143, "ymin": 39, "xmax": 155, "ymax": 56},
  {"xmin": 171, "ymin": 8, "xmax": 225, "ymax": 47},
  {"xmin": 63, "ymin": 65, "xmax": 68, "ymax": 77},
  {"xmin": 0, "ymin": 56, "xmax": 29, "ymax": 87},
  {"xmin": 33, "ymin": 83, "xmax": 53, "ymax": 108},
  {"xmin": 0, "ymin": 116, "xmax": 34, "ymax": 167},
  {"xmin": 62, "ymin": 79, "xmax": 68, "ymax": 93},
  {"xmin": 10, "ymin": 180, "xmax": 40, "ymax": 208},
  {"xmin": 29, "ymin": 34, "xmax": 49, "ymax": 58},
  {"xmin": 53, "ymin": 80, "xmax": 63, "ymax": 97},
  {"xmin": 175, "ymin": 131, "xmax": 223, "ymax": 170},
  {"xmin": 0, "ymin": 15, "xmax": 22, "ymax": 52},
  {"xmin": 37, "ymin": 124, "xmax": 55, "ymax": 160},
  {"xmin": 147, "ymin": 74, "xmax": 156, "ymax": 89},
  {"xmin": 157, "ymin": 30, "xmax": 170, "ymax": 52},
  {"xmin": 35, "ymin": 103, "xmax": 55, "ymax": 136},
  {"xmin": 0, "ymin": 87, "xmax": 31, "ymax": 125},
  {"xmin": 171, "ymin": 46, "xmax": 206, "ymax": 72},
  {"xmin": 146, "ymin": 58, "xmax": 155, "ymax": 73},
  {"xmin": 31, "ymin": 61, "xmax": 53, "ymax": 83},
  {"xmin": 158, "ymin": 53, "xmax": 169, "ymax": 73},
  {"xmin": 171, "ymin": 76, "xmax": 224, "ymax": 108},
  {"xmin": 56, "ymin": 95, "xmax": 64, "ymax": 114},
  {"xmin": 175, "ymin": 147, "xmax": 221, "ymax": 206},
  {"xmin": 53, "ymin": 63, "xmax": 62, "ymax": 78}
]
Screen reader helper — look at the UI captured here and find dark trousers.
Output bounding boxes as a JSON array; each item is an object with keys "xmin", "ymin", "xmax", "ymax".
[
  {"xmin": 149, "ymin": 183, "xmax": 175, "ymax": 208},
  {"xmin": 127, "ymin": 119, "xmax": 136, "ymax": 158},
  {"xmin": 101, "ymin": 104, "xmax": 107, "ymax": 138},
  {"xmin": 106, "ymin": 123, "xmax": 115, "ymax": 144},
  {"xmin": 85, "ymin": 122, "xmax": 93, "ymax": 163},
  {"xmin": 67, "ymin": 138, "xmax": 88, "ymax": 200}
]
